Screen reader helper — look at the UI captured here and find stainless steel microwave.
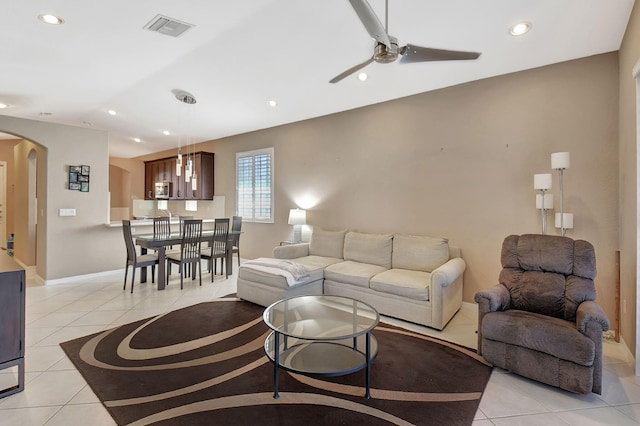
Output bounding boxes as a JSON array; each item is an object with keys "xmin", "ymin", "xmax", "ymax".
[{"xmin": 155, "ymin": 182, "xmax": 172, "ymax": 198}]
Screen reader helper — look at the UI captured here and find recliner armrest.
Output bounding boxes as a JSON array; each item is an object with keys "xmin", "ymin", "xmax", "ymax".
[
  {"xmin": 272, "ymin": 243, "xmax": 310, "ymax": 259},
  {"xmin": 474, "ymin": 285, "xmax": 510, "ymax": 313},
  {"xmin": 430, "ymin": 257, "xmax": 466, "ymax": 288},
  {"xmin": 576, "ymin": 300, "xmax": 610, "ymax": 333}
]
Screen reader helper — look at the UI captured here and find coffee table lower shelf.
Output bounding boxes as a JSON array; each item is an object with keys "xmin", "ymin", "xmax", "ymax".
[{"xmin": 265, "ymin": 332, "xmax": 378, "ymax": 398}]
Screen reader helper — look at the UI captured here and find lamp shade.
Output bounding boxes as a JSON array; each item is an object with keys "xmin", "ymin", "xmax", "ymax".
[
  {"xmin": 288, "ymin": 208, "xmax": 306, "ymax": 225},
  {"xmin": 535, "ymin": 193, "xmax": 554, "ymax": 209},
  {"xmin": 533, "ymin": 173, "xmax": 552, "ymax": 190},
  {"xmin": 551, "ymin": 152, "xmax": 570, "ymax": 170},
  {"xmin": 555, "ymin": 212, "xmax": 573, "ymax": 229}
]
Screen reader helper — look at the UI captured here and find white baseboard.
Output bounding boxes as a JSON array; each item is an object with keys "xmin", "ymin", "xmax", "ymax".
[{"xmin": 44, "ymin": 268, "xmax": 122, "ymax": 285}]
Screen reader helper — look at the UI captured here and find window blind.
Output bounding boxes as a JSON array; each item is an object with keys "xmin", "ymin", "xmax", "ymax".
[{"xmin": 236, "ymin": 148, "xmax": 274, "ymax": 222}]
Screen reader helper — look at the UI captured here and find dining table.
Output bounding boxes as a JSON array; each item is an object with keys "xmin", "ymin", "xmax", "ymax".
[{"xmin": 135, "ymin": 230, "xmax": 241, "ymax": 290}]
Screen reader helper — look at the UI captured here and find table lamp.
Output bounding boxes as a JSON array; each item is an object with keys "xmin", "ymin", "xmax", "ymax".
[{"xmin": 288, "ymin": 209, "xmax": 306, "ymax": 243}]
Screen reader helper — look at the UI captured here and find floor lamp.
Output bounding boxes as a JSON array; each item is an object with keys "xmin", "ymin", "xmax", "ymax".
[
  {"xmin": 551, "ymin": 152, "xmax": 572, "ymax": 236},
  {"xmin": 534, "ymin": 173, "xmax": 553, "ymax": 234}
]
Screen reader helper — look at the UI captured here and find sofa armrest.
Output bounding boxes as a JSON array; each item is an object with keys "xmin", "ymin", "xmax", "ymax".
[
  {"xmin": 576, "ymin": 300, "xmax": 610, "ymax": 334},
  {"xmin": 430, "ymin": 257, "xmax": 466, "ymax": 288},
  {"xmin": 428, "ymin": 258, "xmax": 466, "ymax": 330},
  {"xmin": 272, "ymin": 243, "xmax": 309, "ymax": 259},
  {"xmin": 474, "ymin": 284, "xmax": 510, "ymax": 356},
  {"xmin": 474, "ymin": 285, "xmax": 510, "ymax": 314},
  {"xmin": 576, "ymin": 300, "xmax": 610, "ymax": 394}
]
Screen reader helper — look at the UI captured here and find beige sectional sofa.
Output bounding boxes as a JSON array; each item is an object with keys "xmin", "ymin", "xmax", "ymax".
[{"xmin": 236, "ymin": 229, "xmax": 466, "ymax": 330}]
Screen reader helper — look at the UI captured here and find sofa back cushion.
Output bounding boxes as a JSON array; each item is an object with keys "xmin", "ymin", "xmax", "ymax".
[
  {"xmin": 392, "ymin": 234, "xmax": 450, "ymax": 272},
  {"xmin": 344, "ymin": 232, "xmax": 393, "ymax": 269},
  {"xmin": 309, "ymin": 229, "xmax": 346, "ymax": 259}
]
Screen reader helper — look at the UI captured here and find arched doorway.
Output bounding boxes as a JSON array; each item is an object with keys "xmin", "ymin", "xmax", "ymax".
[{"xmin": 0, "ymin": 133, "xmax": 45, "ymax": 275}]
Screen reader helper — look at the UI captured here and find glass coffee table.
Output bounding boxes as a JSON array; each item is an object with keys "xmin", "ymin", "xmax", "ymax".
[{"xmin": 263, "ymin": 295, "xmax": 379, "ymax": 399}]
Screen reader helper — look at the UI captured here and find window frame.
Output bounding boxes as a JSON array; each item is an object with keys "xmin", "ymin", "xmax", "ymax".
[{"xmin": 235, "ymin": 147, "xmax": 274, "ymax": 223}]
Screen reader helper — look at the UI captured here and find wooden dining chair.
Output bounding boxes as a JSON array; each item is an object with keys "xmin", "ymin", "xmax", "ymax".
[
  {"xmin": 179, "ymin": 215, "xmax": 194, "ymax": 234},
  {"xmin": 201, "ymin": 218, "xmax": 230, "ymax": 280},
  {"xmin": 122, "ymin": 220, "xmax": 158, "ymax": 293},
  {"xmin": 177, "ymin": 215, "xmax": 195, "ymax": 275},
  {"xmin": 166, "ymin": 219, "xmax": 203, "ymax": 289},
  {"xmin": 153, "ymin": 216, "xmax": 171, "ymax": 238},
  {"xmin": 229, "ymin": 215, "xmax": 242, "ymax": 266},
  {"xmin": 153, "ymin": 216, "xmax": 173, "ymax": 250}
]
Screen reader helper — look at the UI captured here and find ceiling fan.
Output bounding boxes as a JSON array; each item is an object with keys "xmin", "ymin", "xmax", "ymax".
[{"xmin": 330, "ymin": 0, "xmax": 481, "ymax": 83}]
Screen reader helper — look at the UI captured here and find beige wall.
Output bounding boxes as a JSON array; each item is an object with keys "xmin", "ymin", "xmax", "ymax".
[
  {"xmin": 14, "ymin": 140, "xmax": 47, "ymax": 267},
  {"xmin": 0, "ymin": 39, "xmax": 628, "ymax": 345},
  {"xmin": 619, "ymin": 2, "xmax": 640, "ymax": 354},
  {"xmin": 0, "ymin": 139, "xmax": 21, "ymax": 244},
  {"xmin": 0, "ymin": 115, "xmax": 126, "ymax": 280},
  {"xmin": 165, "ymin": 53, "xmax": 620, "ymax": 324},
  {"xmin": 109, "ymin": 165, "xmax": 128, "ymax": 208}
]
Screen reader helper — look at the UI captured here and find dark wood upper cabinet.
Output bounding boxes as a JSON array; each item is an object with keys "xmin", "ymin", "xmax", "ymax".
[{"xmin": 144, "ymin": 152, "xmax": 214, "ymax": 200}]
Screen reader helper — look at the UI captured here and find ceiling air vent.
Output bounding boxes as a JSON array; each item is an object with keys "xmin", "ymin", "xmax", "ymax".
[{"xmin": 143, "ymin": 14, "xmax": 194, "ymax": 37}]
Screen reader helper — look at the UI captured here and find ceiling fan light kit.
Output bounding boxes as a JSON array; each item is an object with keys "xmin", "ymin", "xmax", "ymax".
[{"xmin": 330, "ymin": 0, "xmax": 481, "ymax": 83}]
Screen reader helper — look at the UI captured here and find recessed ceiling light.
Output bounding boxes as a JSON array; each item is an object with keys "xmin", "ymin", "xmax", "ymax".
[
  {"xmin": 39, "ymin": 112, "xmax": 53, "ymax": 116},
  {"xmin": 163, "ymin": 130, "xmax": 171, "ymax": 136},
  {"xmin": 509, "ymin": 22, "xmax": 531, "ymax": 36},
  {"xmin": 133, "ymin": 137, "xmax": 141, "ymax": 143},
  {"xmin": 268, "ymin": 100, "xmax": 277, "ymax": 107},
  {"xmin": 358, "ymin": 72, "xmax": 368, "ymax": 81},
  {"xmin": 0, "ymin": 103, "xmax": 7, "ymax": 109},
  {"xmin": 108, "ymin": 109, "xmax": 117, "ymax": 116},
  {"xmin": 38, "ymin": 14, "xmax": 64, "ymax": 25}
]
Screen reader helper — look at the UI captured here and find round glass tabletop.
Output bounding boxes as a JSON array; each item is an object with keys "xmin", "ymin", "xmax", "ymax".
[{"xmin": 263, "ymin": 295, "xmax": 379, "ymax": 340}]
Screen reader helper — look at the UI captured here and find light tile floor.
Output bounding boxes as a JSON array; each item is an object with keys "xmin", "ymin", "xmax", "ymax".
[{"xmin": 0, "ymin": 261, "xmax": 638, "ymax": 425}]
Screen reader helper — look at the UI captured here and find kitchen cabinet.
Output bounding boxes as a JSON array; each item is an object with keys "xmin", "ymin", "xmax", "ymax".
[
  {"xmin": 0, "ymin": 255, "xmax": 25, "ymax": 398},
  {"xmin": 144, "ymin": 152, "xmax": 214, "ymax": 200}
]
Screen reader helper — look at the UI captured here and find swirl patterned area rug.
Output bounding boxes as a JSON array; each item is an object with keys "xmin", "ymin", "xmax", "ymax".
[{"xmin": 60, "ymin": 298, "xmax": 492, "ymax": 426}]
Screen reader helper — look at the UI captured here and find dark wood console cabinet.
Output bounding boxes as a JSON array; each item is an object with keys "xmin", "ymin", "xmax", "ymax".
[
  {"xmin": 0, "ymin": 255, "xmax": 25, "ymax": 398},
  {"xmin": 144, "ymin": 152, "xmax": 214, "ymax": 200}
]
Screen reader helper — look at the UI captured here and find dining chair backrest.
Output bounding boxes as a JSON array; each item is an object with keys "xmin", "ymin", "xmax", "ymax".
[
  {"xmin": 212, "ymin": 218, "xmax": 230, "ymax": 254},
  {"xmin": 181, "ymin": 219, "xmax": 203, "ymax": 262},
  {"xmin": 230, "ymin": 216, "xmax": 242, "ymax": 245},
  {"xmin": 153, "ymin": 216, "xmax": 171, "ymax": 239},
  {"xmin": 232, "ymin": 216, "xmax": 242, "ymax": 233},
  {"xmin": 122, "ymin": 220, "xmax": 136, "ymax": 262},
  {"xmin": 179, "ymin": 215, "xmax": 194, "ymax": 234}
]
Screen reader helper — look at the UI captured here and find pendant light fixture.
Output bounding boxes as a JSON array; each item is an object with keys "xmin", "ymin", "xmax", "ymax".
[{"xmin": 175, "ymin": 90, "xmax": 197, "ymax": 203}]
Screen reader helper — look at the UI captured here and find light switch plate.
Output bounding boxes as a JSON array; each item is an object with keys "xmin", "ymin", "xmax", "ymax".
[{"xmin": 59, "ymin": 208, "xmax": 76, "ymax": 217}]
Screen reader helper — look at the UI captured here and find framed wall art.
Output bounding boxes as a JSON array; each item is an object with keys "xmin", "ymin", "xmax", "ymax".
[{"xmin": 69, "ymin": 165, "xmax": 90, "ymax": 192}]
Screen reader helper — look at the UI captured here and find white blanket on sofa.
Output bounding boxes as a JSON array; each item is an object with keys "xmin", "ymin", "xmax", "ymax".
[{"xmin": 241, "ymin": 258, "xmax": 310, "ymax": 287}]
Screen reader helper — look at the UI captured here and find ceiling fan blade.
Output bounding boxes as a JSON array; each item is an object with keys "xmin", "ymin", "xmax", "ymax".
[
  {"xmin": 329, "ymin": 56, "xmax": 375, "ymax": 84},
  {"xmin": 400, "ymin": 44, "xmax": 481, "ymax": 63},
  {"xmin": 348, "ymin": 0, "xmax": 391, "ymax": 47}
]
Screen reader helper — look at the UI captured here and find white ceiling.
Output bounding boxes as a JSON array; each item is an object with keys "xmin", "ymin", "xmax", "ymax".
[{"xmin": 0, "ymin": 0, "xmax": 635, "ymax": 158}]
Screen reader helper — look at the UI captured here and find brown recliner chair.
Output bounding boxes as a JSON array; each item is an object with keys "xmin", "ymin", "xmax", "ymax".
[{"xmin": 474, "ymin": 234, "xmax": 610, "ymax": 394}]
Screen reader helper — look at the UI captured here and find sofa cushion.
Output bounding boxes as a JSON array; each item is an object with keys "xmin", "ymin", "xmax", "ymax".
[
  {"xmin": 292, "ymin": 255, "xmax": 343, "ymax": 271},
  {"xmin": 343, "ymin": 232, "xmax": 393, "ymax": 269},
  {"xmin": 309, "ymin": 229, "xmax": 347, "ymax": 259},
  {"xmin": 370, "ymin": 269, "xmax": 430, "ymax": 301},
  {"xmin": 392, "ymin": 234, "xmax": 449, "ymax": 272},
  {"xmin": 324, "ymin": 260, "xmax": 388, "ymax": 288},
  {"xmin": 238, "ymin": 263, "xmax": 324, "ymax": 290},
  {"xmin": 482, "ymin": 310, "xmax": 595, "ymax": 366}
]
